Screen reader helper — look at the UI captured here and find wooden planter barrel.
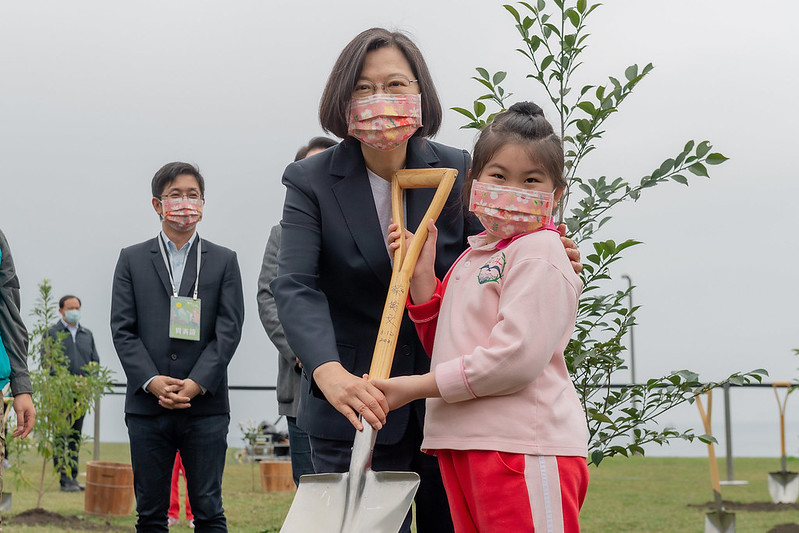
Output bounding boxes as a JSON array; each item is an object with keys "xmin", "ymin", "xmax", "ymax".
[
  {"xmin": 259, "ymin": 460, "xmax": 294, "ymax": 492},
  {"xmin": 84, "ymin": 461, "xmax": 135, "ymax": 516}
]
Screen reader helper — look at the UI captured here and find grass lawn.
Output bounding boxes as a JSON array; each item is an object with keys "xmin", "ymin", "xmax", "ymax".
[{"xmin": 2, "ymin": 443, "xmax": 797, "ymax": 531}]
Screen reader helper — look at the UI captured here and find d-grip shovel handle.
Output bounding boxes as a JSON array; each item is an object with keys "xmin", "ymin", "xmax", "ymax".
[
  {"xmin": 367, "ymin": 168, "xmax": 457, "ymax": 380},
  {"xmin": 696, "ymin": 391, "xmax": 723, "ymax": 499}
]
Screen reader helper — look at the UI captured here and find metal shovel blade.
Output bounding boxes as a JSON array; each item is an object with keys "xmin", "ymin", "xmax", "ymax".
[
  {"xmin": 768, "ymin": 470, "xmax": 799, "ymax": 504},
  {"xmin": 704, "ymin": 510, "xmax": 735, "ymax": 533},
  {"xmin": 0, "ymin": 492, "xmax": 11, "ymax": 512},
  {"xmin": 280, "ymin": 425, "xmax": 420, "ymax": 533}
]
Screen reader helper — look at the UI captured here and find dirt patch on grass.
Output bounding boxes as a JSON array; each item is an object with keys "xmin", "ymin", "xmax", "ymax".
[
  {"xmin": 5, "ymin": 508, "xmax": 128, "ymax": 530},
  {"xmin": 769, "ymin": 524, "xmax": 799, "ymax": 533},
  {"xmin": 689, "ymin": 500, "xmax": 799, "ymax": 512},
  {"xmin": 687, "ymin": 500, "xmax": 799, "ymax": 531}
]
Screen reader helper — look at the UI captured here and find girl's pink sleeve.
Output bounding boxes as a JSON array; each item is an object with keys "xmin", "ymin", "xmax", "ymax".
[{"xmin": 406, "ymin": 278, "xmax": 444, "ymax": 357}]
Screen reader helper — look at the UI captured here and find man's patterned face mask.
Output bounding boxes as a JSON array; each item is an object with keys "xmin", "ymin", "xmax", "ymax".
[
  {"xmin": 161, "ymin": 197, "xmax": 203, "ymax": 232},
  {"xmin": 469, "ymin": 180, "xmax": 555, "ymax": 239},
  {"xmin": 347, "ymin": 93, "xmax": 422, "ymax": 151}
]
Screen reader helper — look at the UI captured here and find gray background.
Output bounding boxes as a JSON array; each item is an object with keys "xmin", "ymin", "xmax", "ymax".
[{"xmin": 1, "ymin": 0, "xmax": 796, "ymax": 456}]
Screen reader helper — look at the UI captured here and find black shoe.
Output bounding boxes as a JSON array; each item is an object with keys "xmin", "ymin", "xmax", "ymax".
[
  {"xmin": 60, "ymin": 482, "xmax": 81, "ymax": 493},
  {"xmin": 74, "ymin": 481, "xmax": 85, "ymax": 491}
]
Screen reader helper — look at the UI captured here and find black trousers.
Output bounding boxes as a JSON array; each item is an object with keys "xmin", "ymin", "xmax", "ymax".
[
  {"xmin": 126, "ymin": 412, "xmax": 229, "ymax": 533},
  {"xmin": 309, "ymin": 409, "xmax": 454, "ymax": 533},
  {"xmin": 54, "ymin": 414, "xmax": 84, "ymax": 484}
]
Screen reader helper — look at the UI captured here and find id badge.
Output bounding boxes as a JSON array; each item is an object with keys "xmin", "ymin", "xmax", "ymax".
[{"xmin": 169, "ymin": 296, "xmax": 201, "ymax": 341}]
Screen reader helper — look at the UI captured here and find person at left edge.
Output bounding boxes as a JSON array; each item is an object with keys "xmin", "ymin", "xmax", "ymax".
[
  {"xmin": 111, "ymin": 162, "xmax": 244, "ymax": 533},
  {"xmin": 48, "ymin": 293, "xmax": 99, "ymax": 492},
  {"xmin": 0, "ymin": 228, "xmax": 36, "ymax": 533}
]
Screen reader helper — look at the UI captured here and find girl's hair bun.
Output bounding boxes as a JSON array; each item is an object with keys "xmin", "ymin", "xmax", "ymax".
[{"xmin": 508, "ymin": 101, "xmax": 545, "ymax": 118}]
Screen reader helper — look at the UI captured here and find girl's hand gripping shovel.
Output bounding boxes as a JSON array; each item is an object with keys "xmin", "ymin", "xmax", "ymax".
[
  {"xmin": 696, "ymin": 390, "xmax": 735, "ymax": 533},
  {"xmin": 280, "ymin": 168, "xmax": 458, "ymax": 533},
  {"xmin": 768, "ymin": 382, "xmax": 798, "ymax": 503}
]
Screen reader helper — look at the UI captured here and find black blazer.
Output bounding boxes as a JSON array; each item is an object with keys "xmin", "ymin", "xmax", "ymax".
[
  {"xmin": 272, "ymin": 137, "xmax": 482, "ymax": 444},
  {"xmin": 47, "ymin": 321, "xmax": 100, "ymax": 376},
  {"xmin": 110, "ymin": 235, "xmax": 244, "ymax": 416}
]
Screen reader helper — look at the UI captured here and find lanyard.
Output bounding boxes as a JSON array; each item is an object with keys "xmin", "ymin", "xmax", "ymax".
[{"xmin": 157, "ymin": 234, "xmax": 201, "ymax": 299}]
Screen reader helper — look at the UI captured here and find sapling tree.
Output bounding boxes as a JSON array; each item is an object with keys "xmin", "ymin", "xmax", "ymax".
[
  {"xmin": 20, "ymin": 279, "xmax": 112, "ymax": 507},
  {"xmin": 454, "ymin": 0, "xmax": 765, "ymax": 465}
]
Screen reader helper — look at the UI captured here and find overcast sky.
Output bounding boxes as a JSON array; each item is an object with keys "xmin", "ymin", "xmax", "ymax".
[{"xmin": 1, "ymin": 1, "xmax": 797, "ymax": 453}]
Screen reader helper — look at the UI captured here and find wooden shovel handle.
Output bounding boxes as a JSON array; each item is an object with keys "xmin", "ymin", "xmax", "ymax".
[
  {"xmin": 696, "ymin": 391, "xmax": 722, "ymax": 494},
  {"xmin": 2, "ymin": 396, "xmax": 12, "ymax": 426},
  {"xmin": 395, "ymin": 168, "xmax": 456, "ymax": 189},
  {"xmin": 773, "ymin": 382, "xmax": 794, "ymax": 458},
  {"xmin": 368, "ymin": 169, "xmax": 457, "ymax": 380}
]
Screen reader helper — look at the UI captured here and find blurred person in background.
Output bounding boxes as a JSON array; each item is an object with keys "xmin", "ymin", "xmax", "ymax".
[{"xmin": 258, "ymin": 135, "xmax": 337, "ymax": 486}]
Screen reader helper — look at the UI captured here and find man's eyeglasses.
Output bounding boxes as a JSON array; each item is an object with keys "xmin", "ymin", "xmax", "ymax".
[{"xmin": 159, "ymin": 193, "xmax": 203, "ymax": 201}]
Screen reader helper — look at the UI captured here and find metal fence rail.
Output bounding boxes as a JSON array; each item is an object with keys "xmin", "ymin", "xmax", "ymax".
[{"xmin": 93, "ymin": 381, "xmax": 794, "ymax": 475}]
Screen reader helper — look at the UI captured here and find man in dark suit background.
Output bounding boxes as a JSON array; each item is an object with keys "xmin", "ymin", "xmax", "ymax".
[
  {"xmin": 111, "ymin": 162, "xmax": 244, "ymax": 532},
  {"xmin": 48, "ymin": 293, "xmax": 99, "ymax": 492}
]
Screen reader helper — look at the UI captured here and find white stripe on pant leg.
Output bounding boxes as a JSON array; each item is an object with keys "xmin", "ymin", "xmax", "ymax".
[{"xmin": 524, "ymin": 455, "xmax": 564, "ymax": 533}]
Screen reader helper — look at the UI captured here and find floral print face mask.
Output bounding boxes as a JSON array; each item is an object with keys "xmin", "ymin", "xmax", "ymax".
[
  {"xmin": 347, "ymin": 93, "xmax": 422, "ymax": 151},
  {"xmin": 161, "ymin": 197, "xmax": 204, "ymax": 232},
  {"xmin": 469, "ymin": 180, "xmax": 555, "ymax": 239}
]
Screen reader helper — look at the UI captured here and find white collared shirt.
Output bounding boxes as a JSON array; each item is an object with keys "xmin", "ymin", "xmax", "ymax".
[
  {"xmin": 60, "ymin": 318, "xmax": 78, "ymax": 341},
  {"xmin": 160, "ymin": 230, "xmax": 198, "ymax": 293}
]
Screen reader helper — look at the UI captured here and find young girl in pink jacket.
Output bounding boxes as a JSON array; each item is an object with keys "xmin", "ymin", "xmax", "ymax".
[{"xmin": 375, "ymin": 101, "xmax": 588, "ymax": 533}]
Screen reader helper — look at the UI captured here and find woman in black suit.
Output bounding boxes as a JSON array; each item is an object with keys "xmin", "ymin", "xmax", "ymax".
[{"xmin": 272, "ymin": 28, "xmax": 578, "ymax": 532}]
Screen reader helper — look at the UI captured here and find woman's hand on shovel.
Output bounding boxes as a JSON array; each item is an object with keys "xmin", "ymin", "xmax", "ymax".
[{"xmin": 313, "ymin": 361, "xmax": 388, "ymax": 431}]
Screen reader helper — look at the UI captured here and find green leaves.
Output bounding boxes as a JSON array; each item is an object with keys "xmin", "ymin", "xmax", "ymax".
[
  {"xmin": 452, "ymin": 67, "xmax": 513, "ymax": 130},
  {"xmin": 566, "ymin": 8, "xmax": 581, "ymax": 27},
  {"xmin": 688, "ymin": 162, "xmax": 709, "ymax": 177},
  {"xmin": 21, "ymin": 279, "xmax": 114, "ymax": 507},
  {"xmin": 706, "ymin": 153, "xmax": 729, "ymax": 165},
  {"xmin": 591, "ymin": 449, "xmax": 604, "ymax": 466}
]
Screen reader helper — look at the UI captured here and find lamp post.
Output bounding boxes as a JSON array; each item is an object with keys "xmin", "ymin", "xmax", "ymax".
[{"xmin": 621, "ymin": 274, "xmax": 636, "ymax": 385}]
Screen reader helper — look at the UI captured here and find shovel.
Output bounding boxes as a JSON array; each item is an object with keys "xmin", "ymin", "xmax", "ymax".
[
  {"xmin": 280, "ymin": 168, "xmax": 458, "ymax": 533},
  {"xmin": 696, "ymin": 390, "xmax": 735, "ymax": 533},
  {"xmin": 768, "ymin": 381, "xmax": 798, "ymax": 504}
]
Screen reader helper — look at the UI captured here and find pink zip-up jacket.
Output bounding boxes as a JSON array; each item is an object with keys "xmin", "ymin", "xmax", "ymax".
[{"xmin": 408, "ymin": 228, "xmax": 588, "ymax": 457}]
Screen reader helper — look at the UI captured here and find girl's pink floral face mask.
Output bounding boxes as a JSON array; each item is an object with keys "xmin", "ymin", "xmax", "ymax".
[{"xmin": 469, "ymin": 180, "xmax": 555, "ymax": 239}]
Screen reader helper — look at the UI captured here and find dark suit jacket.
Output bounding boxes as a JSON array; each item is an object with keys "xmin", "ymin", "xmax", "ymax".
[
  {"xmin": 272, "ymin": 137, "xmax": 482, "ymax": 444},
  {"xmin": 110, "ymin": 235, "xmax": 244, "ymax": 416},
  {"xmin": 47, "ymin": 321, "xmax": 100, "ymax": 376}
]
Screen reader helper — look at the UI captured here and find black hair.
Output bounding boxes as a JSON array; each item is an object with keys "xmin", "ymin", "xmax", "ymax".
[
  {"xmin": 151, "ymin": 162, "xmax": 205, "ymax": 198},
  {"xmin": 294, "ymin": 136, "xmax": 338, "ymax": 161},
  {"xmin": 59, "ymin": 294, "xmax": 81, "ymax": 309},
  {"xmin": 319, "ymin": 28, "xmax": 442, "ymax": 139},
  {"xmin": 464, "ymin": 102, "xmax": 566, "ymax": 207}
]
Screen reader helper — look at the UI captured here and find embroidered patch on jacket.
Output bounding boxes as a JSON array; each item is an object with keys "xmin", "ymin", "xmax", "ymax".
[{"xmin": 477, "ymin": 252, "xmax": 506, "ymax": 284}]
